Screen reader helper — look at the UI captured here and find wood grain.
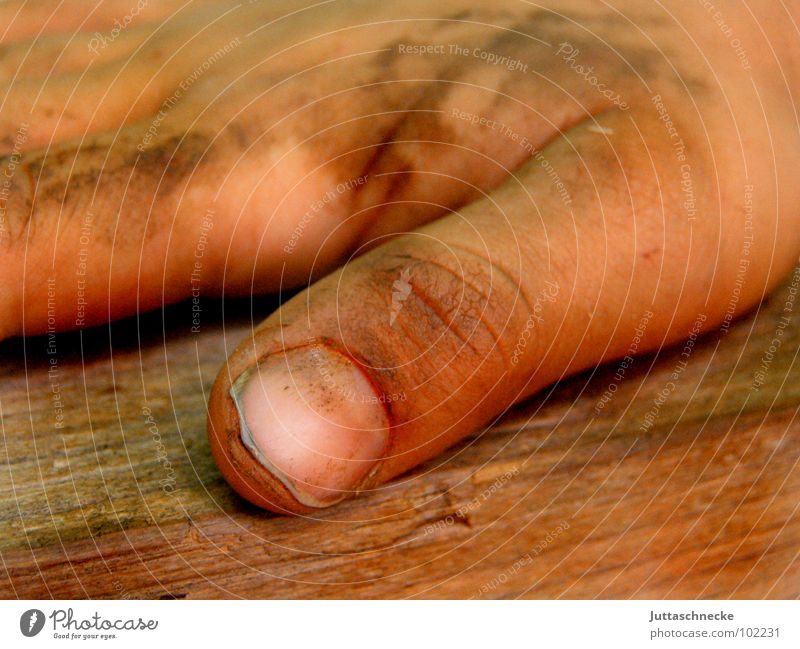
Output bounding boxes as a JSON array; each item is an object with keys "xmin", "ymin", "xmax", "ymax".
[{"xmin": 1, "ymin": 268, "xmax": 799, "ymax": 599}]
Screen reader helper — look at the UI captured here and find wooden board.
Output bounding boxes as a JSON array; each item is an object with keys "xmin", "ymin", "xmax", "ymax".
[{"xmin": 1, "ymin": 267, "xmax": 799, "ymax": 599}]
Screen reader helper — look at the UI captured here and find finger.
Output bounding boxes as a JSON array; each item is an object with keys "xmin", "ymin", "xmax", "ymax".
[
  {"xmin": 0, "ymin": 64, "xmax": 165, "ymax": 153},
  {"xmin": 207, "ymin": 102, "xmax": 800, "ymax": 514},
  {"xmin": 0, "ymin": 2, "xmax": 258, "ymax": 154},
  {"xmin": 0, "ymin": 0, "xmax": 213, "ymax": 44},
  {"xmin": 0, "ymin": 122, "xmax": 221, "ymax": 339},
  {"xmin": 0, "ymin": 33, "xmax": 590, "ymax": 338},
  {"xmin": 0, "ymin": 11, "xmax": 244, "ymax": 154},
  {"xmin": 0, "ymin": 89, "xmax": 516, "ymax": 341},
  {"xmin": 0, "ymin": 23, "xmax": 154, "ymax": 79},
  {"xmin": 0, "ymin": 1, "xmax": 644, "ymax": 331}
]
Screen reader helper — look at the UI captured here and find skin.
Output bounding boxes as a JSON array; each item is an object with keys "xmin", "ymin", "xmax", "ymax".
[{"xmin": 1, "ymin": 1, "xmax": 799, "ymax": 513}]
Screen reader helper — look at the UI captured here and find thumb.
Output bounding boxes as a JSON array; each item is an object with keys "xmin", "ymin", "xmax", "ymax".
[{"xmin": 207, "ymin": 107, "xmax": 788, "ymax": 514}]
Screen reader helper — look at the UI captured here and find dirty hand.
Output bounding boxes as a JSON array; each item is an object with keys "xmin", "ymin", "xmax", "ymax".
[{"xmin": 1, "ymin": 0, "xmax": 798, "ymax": 513}]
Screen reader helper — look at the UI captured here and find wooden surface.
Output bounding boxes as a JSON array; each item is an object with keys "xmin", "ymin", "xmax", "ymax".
[{"xmin": 1, "ymin": 268, "xmax": 799, "ymax": 600}]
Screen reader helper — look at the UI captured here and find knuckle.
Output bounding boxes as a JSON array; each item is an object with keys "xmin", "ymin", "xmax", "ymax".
[{"xmin": 354, "ymin": 244, "xmax": 531, "ymax": 383}]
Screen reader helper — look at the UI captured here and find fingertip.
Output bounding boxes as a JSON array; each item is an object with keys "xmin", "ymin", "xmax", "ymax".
[{"xmin": 230, "ymin": 345, "xmax": 390, "ymax": 508}]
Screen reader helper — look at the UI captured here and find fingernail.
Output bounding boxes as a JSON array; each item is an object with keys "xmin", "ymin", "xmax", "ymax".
[{"xmin": 230, "ymin": 345, "xmax": 389, "ymax": 507}]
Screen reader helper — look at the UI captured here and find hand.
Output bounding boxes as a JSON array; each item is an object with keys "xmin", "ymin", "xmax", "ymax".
[{"xmin": 2, "ymin": 0, "xmax": 798, "ymax": 514}]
